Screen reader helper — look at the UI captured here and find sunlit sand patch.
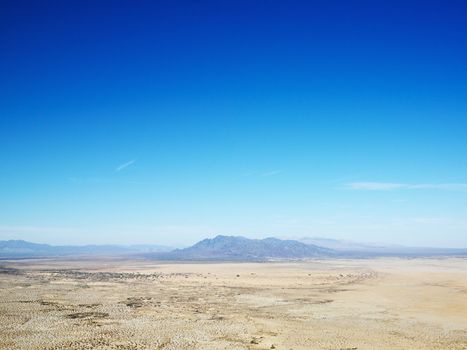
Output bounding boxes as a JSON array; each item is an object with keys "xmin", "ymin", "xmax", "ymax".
[{"xmin": 0, "ymin": 258, "xmax": 466, "ymax": 349}]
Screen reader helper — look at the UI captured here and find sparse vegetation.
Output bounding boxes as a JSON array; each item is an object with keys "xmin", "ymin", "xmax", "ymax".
[{"xmin": 0, "ymin": 258, "xmax": 466, "ymax": 349}]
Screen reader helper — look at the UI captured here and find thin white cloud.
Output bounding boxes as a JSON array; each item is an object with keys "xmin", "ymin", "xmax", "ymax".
[
  {"xmin": 409, "ymin": 183, "xmax": 467, "ymax": 190},
  {"xmin": 115, "ymin": 159, "xmax": 136, "ymax": 172},
  {"xmin": 261, "ymin": 170, "xmax": 282, "ymax": 177},
  {"xmin": 346, "ymin": 182, "xmax": 467, "ymax": 191}
]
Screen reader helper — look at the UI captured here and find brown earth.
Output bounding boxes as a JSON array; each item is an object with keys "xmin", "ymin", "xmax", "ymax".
[{"xmin": 0, "ymin": 258, "xmax": 466, "ymax": 349}]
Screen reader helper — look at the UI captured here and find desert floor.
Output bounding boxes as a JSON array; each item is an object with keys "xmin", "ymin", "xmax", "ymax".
[{"xmin": 0, "ymin": 258, "xmax": 466, "ymax": 350}]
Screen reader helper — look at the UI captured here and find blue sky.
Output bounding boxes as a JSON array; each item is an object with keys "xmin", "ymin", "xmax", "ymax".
[{"xmin": 1, "ymin": 1, "xmax": 467, "ymax": 247}]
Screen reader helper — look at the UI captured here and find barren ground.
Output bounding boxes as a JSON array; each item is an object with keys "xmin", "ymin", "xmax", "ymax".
[{"xmin": 0, "ymin": 258, "xmax": 466, "ymax": 349}]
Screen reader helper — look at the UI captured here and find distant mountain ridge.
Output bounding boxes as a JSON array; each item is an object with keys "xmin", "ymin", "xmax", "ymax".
[
  {"xmin": 297, "ymin": 237, "xmax": 467, "ymax": 256},
  {"xmin": 156, "ymin": 235, "xmax": 334, "ymax": 260},
  {"xmin": 0, "ymin": 240, "xmax": 172, "ymax": 258},
  {"xmin": 1, "ymin": 237, "xmax": 466, "ymax": 260},
  {"xmin": 297, "ymin": 237, "xmax": 396, "ymax": 252}
]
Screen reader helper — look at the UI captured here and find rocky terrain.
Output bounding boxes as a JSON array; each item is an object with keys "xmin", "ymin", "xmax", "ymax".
[
  {"xmin": 0, "ymin": 258, "xmax": 466, "ymax": 349},
  {"xmin": 159, "ymin": 235, "xmax": 334, "ymax": 260}
]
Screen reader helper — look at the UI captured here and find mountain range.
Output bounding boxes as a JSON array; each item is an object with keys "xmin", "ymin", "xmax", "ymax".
[
  {"xmin": 1, "ymin": 236, "xmax": 466, "ymax": 260},
  {"xmin": 0, "ymin": 240, "xmax": 172, "ymax": 259},
  {"xmin": 297, "ymin": 237, "xmax": 467, "ymax": 256},
  {"xmin": 155, "ymin": 235, "xmax": 334, "ymax": 260}
]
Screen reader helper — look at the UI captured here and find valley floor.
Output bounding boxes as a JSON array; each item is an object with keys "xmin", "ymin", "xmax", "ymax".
[{"xmin": 0, "ymin": 258, "xmax": 466, "ymax": 349}]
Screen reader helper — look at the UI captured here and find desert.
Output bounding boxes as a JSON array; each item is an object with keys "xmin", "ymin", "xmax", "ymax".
[
  {"xmin": 1, "ymin": 258, "xmax": 466, "ymax": 350},
  {"xmin": 3, "ymin": 1, "xmax": 467, "ymax": 349}
]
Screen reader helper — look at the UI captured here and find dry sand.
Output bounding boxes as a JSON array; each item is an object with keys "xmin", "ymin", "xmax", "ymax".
[{"xmin": 0, "ymin": 258, "xmax": 466, "ymax": 349}]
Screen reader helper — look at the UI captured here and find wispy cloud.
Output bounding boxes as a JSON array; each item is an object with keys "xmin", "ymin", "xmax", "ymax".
[
  {"xmin": 345, "ymin": 182, "xmax": 467, "ymax": 191},
  {"xmin": 261, "ymin": 170, "xmax": 282, "ymax": 177},
  {"xmin": 115, "ymin": 159, "xmax": 136, "ymax": 172}
]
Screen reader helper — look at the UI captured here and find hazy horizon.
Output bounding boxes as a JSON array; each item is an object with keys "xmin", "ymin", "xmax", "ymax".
[
  {"xmin": 1, "ymin": 232, "xmax": 466, "ymax": 250},
  {"xmin": 1, "ymin": 1, "xmax": 467, "ymax": 249}
]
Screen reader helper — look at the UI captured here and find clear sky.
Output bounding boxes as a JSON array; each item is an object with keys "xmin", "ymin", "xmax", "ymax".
[{"xmin": 1, "ymin": 1, "xmax": 467, "ymax": 247}]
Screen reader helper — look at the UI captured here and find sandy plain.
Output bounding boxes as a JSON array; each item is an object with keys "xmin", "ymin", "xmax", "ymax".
[{"xmin": 0, "ymin": 258, "xmax": 466, "ymax": 350}]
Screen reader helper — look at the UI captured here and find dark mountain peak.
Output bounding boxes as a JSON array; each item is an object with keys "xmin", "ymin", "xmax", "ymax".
[
  {"xmin": 193, "ymin": 235, "xmax": 248, "ymax": 247},
  {"xmin": 208, "ymin": 235, "xmax": 244, "ymax": 242},
  {"xmin": 212, "ymin": 235, "xmax": 248, "ymax": 241},
  {"xmin": 162, "ymin": 235, "xmax": 334, "ymax": 261},
  {"xmin": 0, "ymin": 239, "xmax": 51, "ymax": 249}
]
